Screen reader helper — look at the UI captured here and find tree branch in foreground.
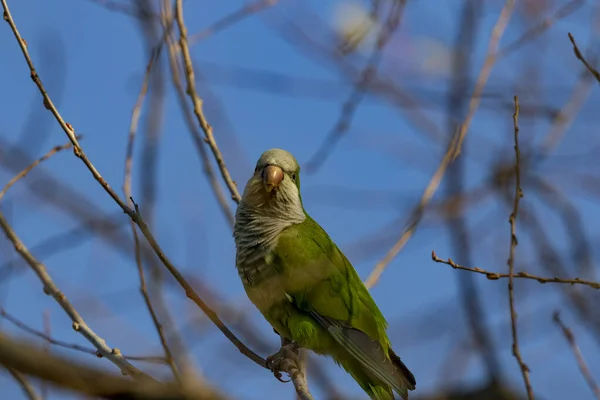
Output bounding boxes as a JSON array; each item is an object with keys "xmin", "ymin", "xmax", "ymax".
[
  {"xmin": 1, "ymin": 307, "xmax": 165, "ymax": 363},
  {"xmin": 0, "ymin": 333, "xmax": 222, "ymax": 400},
  {"xmin": 0, "ymin": 212, "xmax": 154, "ymax": 381}
]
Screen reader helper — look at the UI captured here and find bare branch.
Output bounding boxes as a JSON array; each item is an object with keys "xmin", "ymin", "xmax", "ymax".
[
  {"xmin": 306, "ymin": 0, "xmax": 407, "ymax": 172},
  {"xmin": 1, "ymin": 0, "xmax": 266, "ymax": 369},
  {"xmin": 6, "ymin": 368, "xmax": 41, "ymax": 400},
  {"xmin": 0, "ymin": 333, "xmax": 222, "ymax": 400},
  {"xmin": 0, "ymin": 213, "xmax": 154, "ymax": 380},
  {"xmin": 431, "ymin": 252, "xmax": 600, "ymax": 289},
  {"xmin": 0, "ymin": 139, "xmax": 76, "ymax": 203},
  {"xmin": 568, "ymin": 32, "xmax": 600, "ymax": 83},
  {"xmin": 553, "ymin": 311, "xmax": 600, "ymax": 400},
  {"xmin": 498, "ymin": 0, "xmax": 584, "ymax": 59},
  {"xmin": 364, "ymin": 0, "xmax": 517, "ymax": 288},
  {"xmin": 162, "ymin": 4, "xmax": 235, "ymax": 226},
  {"xmin": 267, "ymin": 339, "xmax": 315, "ymax": 400},
  {"xmin": 0, "ymin": 307, "xmax": 165, "ymax": 363},
  {"xmin": 123, "ymin": 45, "xmax": 181, "ymax": 382},
  {"xmin": 507, "ymin": 96, "xmax": 534, "ymax": 400},
  {"xmin": 189, "ymin": 0, "xmax": 279, "ymax": 45},
  {"xmin": 174, "ymin": 0, "xmax": 241, "ymax": 203}
]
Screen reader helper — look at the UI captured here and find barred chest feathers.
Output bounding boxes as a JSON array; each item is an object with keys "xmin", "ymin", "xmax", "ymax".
[{"xmin": 234, "ymin": 203, "xmax": 305, "ymax": 286}]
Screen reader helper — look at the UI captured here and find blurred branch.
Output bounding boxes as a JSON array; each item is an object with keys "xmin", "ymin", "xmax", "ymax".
[
  {"xmin": 306, "ymin": 0, "xmax": 407, "ymax": 172},
  {"xmin": 0, "ymin": 138, "xmax": 76, "ymax": 202},
  {"xmin": 41, "ymin": 310, "xmax": 50, "ymax": 400},
  {"xmin": 2, "ymin": 5, "xmax": 307, "ymax": 396},
  {"xmin": 1, "ymin": 0, "xmax": 266, "ymax": 370},
  {"xmin": 162, "ymin": 3, "xmax": 235, "ymax": 227},
  {"xmin": 189, "ymin": 0, "xmax": 279, "ymax": 45},
  {"xmin": 0, "ymin": 307, "xmax": 165, "ymax": 363},
  {"xmin": 538, "ymin": 66, "xmax": 594, "ymax": 157},
  {"xmin": 171, "ymin": 7, "xmax": 314, "ymax": 393},
  {"xmin": 174, "ymin": 0, "xmax": 241, "ymax": 203},
  {"xmin": 520, "ymin": 206, "xmax": 600, "ymax": 347},
  {"xmin": 553, "ymin": 311, "xmax": 600, "ymax": 400},
  {"xmin": 498, "ymin": 0, "xmax": 584, "ymax": 59},
  {"xmin": 0, "ymin": 333, "xmax": 222, "ymax": 400},
  {"xmin": 569, "ymin": 32, "xmax": 600, "ymax": 83},
  {"xmin": 364, "ymin": 0, "xmax": 517, "ymax": 288},
  {"xmin": 0, "ymin": 212, "xmax": 154, "ymax": 380},
  {"xmin": 507, "ymin": 96, "xmax": 534, "ymax": 400},
  {"xmin": 6, "ymin": 367, "xmax": 41, "ymax": 400},
  {"xmin": 444, "ymin": 0, "xmax": 499, "ymax": 385},
  {"xmin": 88, "ymin": 0, "xmax": 142, "ymax": 17},
  {"xmin": 431, "ymin": 251, "xmax": 600, "ymax": 289},
  {"xmin": 449, "ymin": 0, "xmax": 517, "ymax": 162},
  {"xmin": 123, "ymin": 44, "xmax": 181, "ymax": 382}
]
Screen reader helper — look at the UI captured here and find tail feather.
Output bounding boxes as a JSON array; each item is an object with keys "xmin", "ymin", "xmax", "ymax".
[
  {"xmin": 389, "ymin": 348, "xmax": 416, "ymax": 391},
  {"xmin": 311, "ymin": 312, "xmax": 416, "ymax": 399}
]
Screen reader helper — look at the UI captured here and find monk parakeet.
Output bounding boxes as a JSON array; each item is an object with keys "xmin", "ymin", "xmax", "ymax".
[{"xmin": 234, "ymin": 149, "xmax": 416, "ymax": 400}]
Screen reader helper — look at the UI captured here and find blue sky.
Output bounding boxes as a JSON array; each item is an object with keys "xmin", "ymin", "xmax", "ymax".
[{"xmin": 1, "ymin": 0, "xmax": 600, "ymax": 399}]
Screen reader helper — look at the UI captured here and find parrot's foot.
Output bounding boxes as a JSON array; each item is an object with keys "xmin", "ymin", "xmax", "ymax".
[{"xmin": 266, "ymin": 341, "xmax": 300, "ymax": 383}]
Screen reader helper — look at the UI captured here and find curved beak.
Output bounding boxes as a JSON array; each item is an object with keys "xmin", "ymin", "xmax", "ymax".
[{"xmin": 262, "ymin": 165, "xmax": 284, "ymax": 192}]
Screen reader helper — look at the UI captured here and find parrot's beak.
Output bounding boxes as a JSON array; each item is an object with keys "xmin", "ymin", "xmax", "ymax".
[{"xmin": 262, "ymin": 165, "xmax": 284, "ymax": 192}]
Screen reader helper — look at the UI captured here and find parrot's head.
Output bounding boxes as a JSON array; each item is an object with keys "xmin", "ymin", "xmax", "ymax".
[{"xmin": 240, "ymin": 148, "xmax": 304, "ymax": 214}]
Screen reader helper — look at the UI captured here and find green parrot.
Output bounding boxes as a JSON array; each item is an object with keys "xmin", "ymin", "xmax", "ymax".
[{"xmin": 233, "ymin": 149, "xmax": 416, "ymax": 400}]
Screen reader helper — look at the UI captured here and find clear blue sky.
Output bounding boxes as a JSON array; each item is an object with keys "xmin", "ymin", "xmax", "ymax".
[{"xmin": 1, "ymin": 0, "xmax": 599, "ymax": 399}]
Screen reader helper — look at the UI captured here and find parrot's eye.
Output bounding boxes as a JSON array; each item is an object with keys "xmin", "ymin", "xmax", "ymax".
[{"xmin": 291, "ymin": 173, "xmax": 296, "ymax": 181}]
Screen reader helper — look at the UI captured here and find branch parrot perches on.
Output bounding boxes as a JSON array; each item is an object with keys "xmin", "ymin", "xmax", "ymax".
[{"xmin": 234, "ymin": 149, "xmax": 416, "ymax": 400}]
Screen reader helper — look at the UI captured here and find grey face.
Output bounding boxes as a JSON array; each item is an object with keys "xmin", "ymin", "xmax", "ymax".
[
  {"xmin": 252, "ymin": 149, "xmax": 299, "ymax": 193},
  {"xmin": 255, "ymin": 148, "xmax": 299, "ymax": 175}
]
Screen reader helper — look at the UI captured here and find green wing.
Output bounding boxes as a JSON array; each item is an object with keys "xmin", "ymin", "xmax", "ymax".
[
  {"xmin": 276, "ymin": 215, "xmax": 388, "ymax": 341},
  {"xmin": 274, "ymin": 215, "xmax": 415, "ymax": 395}
]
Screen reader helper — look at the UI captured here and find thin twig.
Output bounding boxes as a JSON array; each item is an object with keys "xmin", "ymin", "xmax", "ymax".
[
  {"xmin": 431, "ymin": 251, "xmax": 600, "ymax": 289},
  {"xmin": 507, "ymin": 96, "xmax": 534, "ymax": 400},
  {"xmin": 88, "ymin": 0, "xmax": 142, "ymax": 17},
  {"xmin": 0, "ymin": 139, "xmax": 77, "ymax": 202},
  {"xmin": 568, "ymin": 32, "xmax": 600, "ymax": 83},
  {"xmin": 189, "ymin": 0, "xmax": 279, "ymax": 45},
  {"xmin": 162, "ymin": 4, "xmax": 235, "ymax": 226},
  {"xmin": 364, "ymin": 0, "xmax": 517, "ymax": 288},
  {"xmin": 7, "ymin": 368, "xmax": 42, "ymax": 400},
  {"xmin": 174, "ymin": 0, "xmax": 241, "ymax": 203},
  {"xmin": 0, "ymin": 214, "xmax": 154, "ymax": 380},
  {"xmin": 0, "ymin": 308, "xmax": 165, "ymax": 363},
  {"xmin": 123, "ymin": 45, "xmax": 181, "ymax": 383},
  {"xmin": 41, "ymin": 310, "xmax": 50, "ymax": 400},
  {"xmin": 306, "ymin": 0, "xmax": 407, "ymax": 172},
  {"xmin": 498, "ymin": 0, "xmax": 584, "ymax": 59},
  {"xmin": 538, "ymin": 66, "xmax": 594, "ymax": 156},
  {"xmin": 1, "ymin": 0, "xmax": 266, "ymax": 369},
  {"xmin": 553, "ymin": 311, "xmax": 600, "ymax": 400},
  {"xmin": 449, "ymin": 0, "xmax": 516, "ymax": 161}
]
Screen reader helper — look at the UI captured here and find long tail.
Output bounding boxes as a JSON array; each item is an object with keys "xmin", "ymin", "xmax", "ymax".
[
  {"xmin": 312, "ymin": 313, "xmax": 416, "ymax": 399},
  {"xmin": 336, "ymin": 344, "xmax": 416, "ymax": 400}
]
